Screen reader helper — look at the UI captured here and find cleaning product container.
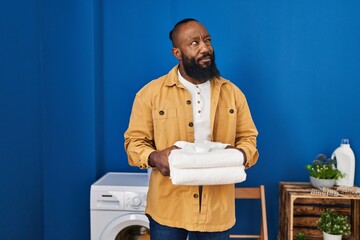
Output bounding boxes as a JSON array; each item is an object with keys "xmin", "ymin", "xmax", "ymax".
[{"xmin": 331, "ymin": 139, "xmax": 355, "ymax": 187}]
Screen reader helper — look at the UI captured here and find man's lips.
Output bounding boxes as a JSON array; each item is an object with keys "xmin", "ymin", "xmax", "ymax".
[{"xmin": 198, "ymin": 55, "xmax": 212, "ymax": 63}]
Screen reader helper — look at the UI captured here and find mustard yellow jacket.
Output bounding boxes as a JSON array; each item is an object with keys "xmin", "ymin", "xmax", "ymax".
[{"xmin": 124, "ymin": 65, "xmax": 259, "ymax": 232}]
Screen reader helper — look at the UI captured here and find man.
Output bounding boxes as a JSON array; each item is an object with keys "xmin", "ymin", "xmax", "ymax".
[{"xmin": 124, "ymin": 18, "xmax": 259, "ymax": 240}]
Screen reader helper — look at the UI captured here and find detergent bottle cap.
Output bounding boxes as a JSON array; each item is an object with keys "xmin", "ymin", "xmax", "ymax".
[{"xmin": 341, "ymin": 138, "xmax": 350, "ymax": 145}]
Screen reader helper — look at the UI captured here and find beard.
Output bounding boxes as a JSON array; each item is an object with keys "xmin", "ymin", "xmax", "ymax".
[{"xmin": 181, "ymin": 51, "xmax": 220, "ymax": 81}]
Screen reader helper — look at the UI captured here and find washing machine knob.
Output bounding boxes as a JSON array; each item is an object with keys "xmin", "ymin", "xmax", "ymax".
[{"xmin": 131, "ymin": 196, "xmax": 142, "ymax": 207}]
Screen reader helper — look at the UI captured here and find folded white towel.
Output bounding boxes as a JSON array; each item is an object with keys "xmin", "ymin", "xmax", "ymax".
[
  {"xmin": 170, "ymin": 165, "xmax": 246, "ymax": 185},
  {"xmin": 169, "ymin": 148, "xmax": 244, "ymax": 169},
  {"xmin": 168, "ymin": 141, "xmax": 246, "ymax": 185},
  {"xmin": 174, "ymin": 140, "xmax": 229, "ymax": 152}
]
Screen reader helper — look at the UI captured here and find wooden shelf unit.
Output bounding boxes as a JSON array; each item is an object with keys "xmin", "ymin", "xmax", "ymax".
[{"xmin": 278, "ymin": 182, "xmax": 360, "ymax": 240}]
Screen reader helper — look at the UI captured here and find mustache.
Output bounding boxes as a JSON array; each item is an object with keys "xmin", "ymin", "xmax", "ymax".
[{"xmin": 197, "ymin": 53, "xmax": 212, "ymax": 62}]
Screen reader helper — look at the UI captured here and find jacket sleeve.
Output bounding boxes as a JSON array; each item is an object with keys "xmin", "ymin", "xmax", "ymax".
[
  {"xmin": 124, "ymin": 91, "xmax": 155, "ymax": 170},
  {"xmin": 235, "ymin": 90, "xmax": 259, "ymax": 169}
]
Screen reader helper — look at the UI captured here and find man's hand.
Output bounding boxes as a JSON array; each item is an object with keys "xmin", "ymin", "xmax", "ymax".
[
  {"xmin": 148, "ymin": 145, "xmax": 179, "ymax": 176},
  {"xmin": 225, "ymin": 145, "xmax": 247, "ymax": 167}
]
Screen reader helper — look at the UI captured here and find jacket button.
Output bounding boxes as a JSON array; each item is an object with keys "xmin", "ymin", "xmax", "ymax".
[
  {"xmin": 229, "ymin": 109, "xmax": 234, "ymax": 114},
  {"xmin": 159, "ymin": 110, "xmax": 164, "ymax": 115},
  {"xmin": 188, "ymin": 122, "xmax": 193, "ymax": 127},
  {"xmin": 186, "ymin": 100, "xmax": 191, "ymax": 105},
  {"xmin": 193, "ymin": 194, "xmax": 199, "ymax": 198}
]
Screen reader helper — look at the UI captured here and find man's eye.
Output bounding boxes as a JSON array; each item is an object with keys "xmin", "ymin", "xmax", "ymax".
[
  {"xmin": 205, "ymin": 38, "xmax": 211, "ymax": 43},
  {"xmin": 191, "ymin": 41, "xmax": 198, "ymax": 45}
]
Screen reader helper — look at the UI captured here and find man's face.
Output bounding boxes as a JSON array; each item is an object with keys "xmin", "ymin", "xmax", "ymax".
[
  {"xmin": 180, "ymin": 49, "xmax": 219, "ymax": 82},
  {"xmin": 174, "ymin": 21, "xmax": 220, "ymax": 81}
]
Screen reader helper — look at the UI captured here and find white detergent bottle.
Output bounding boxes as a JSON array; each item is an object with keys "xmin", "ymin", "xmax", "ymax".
[{"xmin": 332, "ymin": 138, "xmax": 355, "ymax": 187}]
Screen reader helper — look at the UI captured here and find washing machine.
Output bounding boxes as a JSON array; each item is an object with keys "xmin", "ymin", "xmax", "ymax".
[{"xmin": 90, "ymin": 172, "xmax": 150, "ymax": 240}]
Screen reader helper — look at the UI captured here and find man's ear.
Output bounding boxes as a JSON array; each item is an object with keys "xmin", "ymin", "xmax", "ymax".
[{"xmin": 172, "ymin": 47, "xmax": 181, "ymax": 60}]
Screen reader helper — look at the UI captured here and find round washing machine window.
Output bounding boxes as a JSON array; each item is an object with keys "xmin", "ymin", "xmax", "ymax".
[
  {"xmin": 100, "ymin": 214, "xmax": 149, "ymax": 240},
  {"xmin": 115, "ymin": 225, "xmax": 149, "ymax": 240}
]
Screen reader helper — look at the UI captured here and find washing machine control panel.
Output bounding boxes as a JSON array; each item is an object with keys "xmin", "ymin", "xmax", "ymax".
[{"xmin": 125, "ymin": 191, "xmax": 147, "ymax": 211}]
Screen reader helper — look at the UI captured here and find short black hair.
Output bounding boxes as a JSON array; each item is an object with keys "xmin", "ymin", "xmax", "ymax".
[{"xmin": 169, "ymin": 18, "xmax": 199, "ymax": 47}]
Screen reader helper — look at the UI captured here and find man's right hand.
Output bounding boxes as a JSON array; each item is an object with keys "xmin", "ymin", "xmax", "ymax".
[{"xmin": 148, "ymin": 146, "xmax": 179, "ymax": 176}]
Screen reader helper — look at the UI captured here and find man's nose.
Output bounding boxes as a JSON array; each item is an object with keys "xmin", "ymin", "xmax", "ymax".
[{"xmin": 199, "ymin": 40, "xmax": 211, "ymax": 53}]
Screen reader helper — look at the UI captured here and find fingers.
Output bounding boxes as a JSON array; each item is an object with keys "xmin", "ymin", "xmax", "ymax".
[
  {"xmin": 225, "ymin": 145, "xmax": 236, "ymax": 149},
  {"xmin": 148, "ymin": 145, "xmax": 180, "ymax": 176},
  {"xmin": 158, "ymin": 165, "xmax": 170, "ymax": 176},
  {"xmin": 148, "ymin": 149, "xmax": 170, "ymax": 176}
]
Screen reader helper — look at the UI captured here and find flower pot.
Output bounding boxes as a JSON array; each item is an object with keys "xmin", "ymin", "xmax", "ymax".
[
  {"xmin": 309, "ymin": 176, "xmax": 335, "ymax": 189},
  {"xmin": 323, "ymin": 231, "xmax": 342, "ymax": 240}
]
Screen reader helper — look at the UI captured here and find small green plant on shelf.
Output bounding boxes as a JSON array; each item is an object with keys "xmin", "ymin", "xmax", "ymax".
[
  {"xmin": 295, "ymin": 232, "xmax": 306, "ymax": 240},
  {"xmin": 317, "ymin": 210, "xmax": 351, "ymax": 236},
  {"xmin": 305, "ymin": 154, "xmax": 345, "ymax": 180}
]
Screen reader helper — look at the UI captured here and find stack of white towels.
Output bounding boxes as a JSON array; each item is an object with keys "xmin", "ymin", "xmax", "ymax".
[{"xmin": 168, "ymin": 141, "xmax": 247, "ymax": 185}]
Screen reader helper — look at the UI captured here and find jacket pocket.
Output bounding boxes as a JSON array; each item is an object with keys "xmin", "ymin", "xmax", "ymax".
[
  {"xmin": 218, "ymin": 107, "xmax": 237, "ymax": 118},
  {"xmin": 152, "ymin": 108, "xmax": 179, "ymax": 147},
  {"xmin": 213, "ymin": 107, "xmax": 237, "ymax": 143}
]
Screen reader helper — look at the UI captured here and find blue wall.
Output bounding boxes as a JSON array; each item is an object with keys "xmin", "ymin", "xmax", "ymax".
[
  {"xmin": 0, "ymin": 0, "xmax": 43, "ymax": 239},
  {"xmin": 1, "ymin": 0, "xmax": 96, "ymax": 239},
  {"xmin": 41, "ymin": 1, "xmax": 96, "ymax": 239},
  {"xmin": 1, "ymin": 0, "xmax": 360, "ymax": 239}
]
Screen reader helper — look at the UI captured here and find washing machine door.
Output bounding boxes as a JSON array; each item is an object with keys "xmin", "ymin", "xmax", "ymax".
[{"xmin": 100, "ymin": 213, "xmax": 149, "ymax": 240}]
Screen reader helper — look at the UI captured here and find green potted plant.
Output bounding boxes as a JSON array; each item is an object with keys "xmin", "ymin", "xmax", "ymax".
[
  {"xmin": 295, "ymin": 232, "xmax": 306, "ymax": 240},
  {"xmin": 305, "ymin": 154, "xmax": 345, "ymax": 188},
  {"xmin": 317, "ymin": 210, "xmax": 351, "ymax": 240}
]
